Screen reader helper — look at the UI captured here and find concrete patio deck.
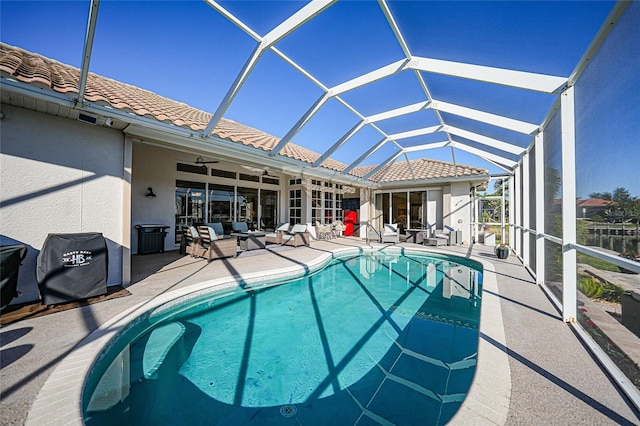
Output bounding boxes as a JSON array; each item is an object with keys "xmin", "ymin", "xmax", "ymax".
[{"xmin": 1, "ymin": 239, "xmax": 639, "ymax": 425}]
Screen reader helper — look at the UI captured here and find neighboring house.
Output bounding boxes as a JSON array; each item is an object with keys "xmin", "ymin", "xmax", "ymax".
[
  {"xmin": 0, "ymin": 43, "xmax": 489, "ymax": 305},
  {"xmin": 577, "ymin": 198, "xmax": 611, "ymax": 220}
]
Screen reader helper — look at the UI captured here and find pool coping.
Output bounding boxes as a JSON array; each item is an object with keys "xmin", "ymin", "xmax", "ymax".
[{"xmin": 25, "ymin": 245, "xmax": 510, "ymax": 425}]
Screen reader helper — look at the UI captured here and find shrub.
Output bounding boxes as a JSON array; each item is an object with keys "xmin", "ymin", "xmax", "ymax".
[{"xmin": 578, "ymin": 276, "xmax": 603, "ymax": 298}]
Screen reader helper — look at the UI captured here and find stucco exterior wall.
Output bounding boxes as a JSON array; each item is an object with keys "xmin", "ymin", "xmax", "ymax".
[
  {"xmin": 449, "ymin": 181, "xmax": 473, "ymax": 244},
  {"xmin": 0, "ymin": 105, "xmax": 125, "ymax": 304},
  {"xmin": 131, "ymin": 143, "xmax": 177, "ymax": 253}
]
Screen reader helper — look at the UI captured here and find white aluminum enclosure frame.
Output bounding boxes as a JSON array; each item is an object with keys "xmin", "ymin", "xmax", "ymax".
[
  {"xmin": 4, "ymin": 0, "xmax": 638, "ymax": 410},
  {"xmin": 186, "ymin": 1, "xmax": 640, "ymax": 412}
]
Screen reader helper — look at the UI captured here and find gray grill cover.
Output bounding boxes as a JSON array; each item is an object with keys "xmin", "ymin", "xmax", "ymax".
[
  {"xmin": 37, "ymin": 233, "xmax": 108, "ymax": 305},
  {"xmin": 1, "ymin": 244, "xmax": 27, "ymax": 310}
]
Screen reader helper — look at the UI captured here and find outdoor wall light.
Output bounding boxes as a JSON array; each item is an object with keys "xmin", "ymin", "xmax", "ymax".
[{"xmin": 146, "ymin": 187, "xmax": 157, "ymax": 198}]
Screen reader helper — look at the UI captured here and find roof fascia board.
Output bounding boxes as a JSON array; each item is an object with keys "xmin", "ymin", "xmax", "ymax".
[
  {"xmin": 329, "ymin": 59, "xmax": 408, "ymax": 96},
  {"xmin": 567, "ymin": 1, "xmax": 630, "ymax": 87},
  {"xmin": 123, "ymin": 122, "xmax": 371, "ymax": 188},
  {"xmin": 387, "ymin": 125, "xmax": 442, "ymax": 140},
  {"xmin": 313, "ymin": 120, "xmax": 365, "ymax": 166},
  {"xmin": 409, "ymin": 56, "xmax": 568, "ymax": 94},
  {"xmin": 1, "ymin": 78, "xmax": 78, "ymax": 108},
  {"xmin": 445, "ymin": 125, "xmax": 525, "ymax": 156},
  {"xmin": 450, "ymin": 141, "xmax": 517, "ymax": 168},
  {"xmin": 77, "ymin": 0, "xmax": 100, "ymax": 105},
  {"xmin": 431, "ymin": 99, "xmax": 539, "ymax": 135},
  {"xmin": 270, "ymin": 92, "xmax": 330, "ymax": 156},
  {"xmin": 375, "ymin": 174, "xmax": 490, "ymax": 190},
  {"xmin": 342, "ymin": 137, "xmax": 389, "ymax": 174}
]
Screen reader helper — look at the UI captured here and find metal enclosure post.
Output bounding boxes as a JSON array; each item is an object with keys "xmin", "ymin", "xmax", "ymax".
[
  {"xmin": 535, "ymin": 131, "xmax": 546, "ymax": 284},
  {"xmin": 509, "ymin": 174, "xmax": 515, "ymax": 249},
  {"xmin": 522, "ymin": 151, "xmax": 530, "ymax": 266},
  {"xmin": 513, "ymin": 165, "xmax": 521, "ymax": 255},
  {"xmin": 501, "ymin": 179, "xmax": 506, "ymax": 244},
  {"xmin": 561, "ymin": 86, "xmax": 577, "ymax": 322}
]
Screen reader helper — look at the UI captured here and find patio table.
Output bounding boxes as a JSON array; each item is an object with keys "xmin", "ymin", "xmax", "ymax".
[{"xmin": 231, "ymin": 232, "xmax": 266, "ymax": 251}]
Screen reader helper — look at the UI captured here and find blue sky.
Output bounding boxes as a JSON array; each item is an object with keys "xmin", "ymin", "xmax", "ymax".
[{"xmin": 2, "ymin": 0, "xmax": 637, "ymax": 197}]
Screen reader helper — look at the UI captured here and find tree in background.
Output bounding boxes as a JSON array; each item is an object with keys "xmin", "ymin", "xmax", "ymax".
[{"xmin": 589, "ymin": 187, "xmax": 640, "ymax": 223}]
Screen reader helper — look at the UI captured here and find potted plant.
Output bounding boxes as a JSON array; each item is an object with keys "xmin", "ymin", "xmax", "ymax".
[{"xmin": 495, "ymin": 243, "xmax": 510, "ymax": 259}]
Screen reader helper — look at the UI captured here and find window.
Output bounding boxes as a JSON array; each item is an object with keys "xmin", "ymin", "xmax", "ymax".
[
  {"xmin": 239, "ymin": 173, "xmax": 260, "ymax": 183},
  {"xmin": 211, "ymin": 169, "xmax": 237, "ymax": 179},
  {"xmin": 335, "ymin": 193, "xmax": 343, "ymax": 221},
  {"xmin": 261, "ymin": 189, "xmax": 278, "ymax": 231},
  {"xmin": 177, "ymin": 162, "xmax": 208, "ymax": 175},
  {"xmin": 175, "ymin": 180, "xmax": 206, "ymax": 243},
  {"xmin": 208, "ymin": 184, "xmax": 235, "ymax": 233},
  {"xmin": 262, "ymin": 176, "xmax": 279, "ymax": 185},
  {"xmin": 324, "ymin": 192, "xmax": 333, "ymax": 223},
  {"xmin": 312, "ymin": 190, "xmax": 322, "ymax": 224},
  {"xmin": 289, "ymin": 178, "xmax": 301, "ymax": 185},
  {"xmin": 289, "ymin": 189, "xmax": 302, "ymax": 225}
]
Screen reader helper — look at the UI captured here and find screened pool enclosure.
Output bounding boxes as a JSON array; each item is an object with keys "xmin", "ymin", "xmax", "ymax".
[{"xmin": 2, "ymin": 0, "xmax": 639, "ymax": 411}]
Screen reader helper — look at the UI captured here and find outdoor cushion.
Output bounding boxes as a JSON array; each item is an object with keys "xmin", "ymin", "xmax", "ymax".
[
  {"xmin": 276, "ymin": 223, "xmax": 290, "ymax": 232},
  {"xmin": 188, "ymin": 226, "xmax": 199, "ymax": 239},
  {"xmin": 232, "ymin": 222, "xmax": 249, "ymax": 233},
  {"xmin": 384, "ymin": 223, "xmax": 398, "ymax": 235},
  {"xmin": 206, "ymin": 226, "xmax": 218, "ymax": 241},
  {"xmin": 206, "ymin": 222, "xmax": 225, "ymax": 235},
  {"xmin": 290, "ymin": 224, "xmax": 307, "ymax": 233}
]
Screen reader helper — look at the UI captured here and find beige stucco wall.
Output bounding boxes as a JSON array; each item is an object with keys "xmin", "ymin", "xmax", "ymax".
[
  {"xmin": 131, "ymin": 143, "xmax": 177, "ymax": 253},
  {"xmin": 0, "ymin": 105, "xmax": 125, "ymax": 304},
  {"xmin": 449, "ymin": 181, "xmax": 473, "ymax": 244}
]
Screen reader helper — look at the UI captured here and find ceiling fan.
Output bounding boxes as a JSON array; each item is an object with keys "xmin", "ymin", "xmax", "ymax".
[
  {"xmin": 194, "ymin": 155, "xmax": 219, "ymax": 165},
  {"xmin": 262, "ymin": 168, "xmax": 278, "ymax": 178},
  {"xmin": 242, "ymin": 164, "xmax": 278, "ymax": 178}
]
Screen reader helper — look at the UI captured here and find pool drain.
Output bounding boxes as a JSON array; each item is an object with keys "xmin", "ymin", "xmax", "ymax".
[{"xmin": 280, "ymin": 404, "xmax": 297, "ymax": 418}]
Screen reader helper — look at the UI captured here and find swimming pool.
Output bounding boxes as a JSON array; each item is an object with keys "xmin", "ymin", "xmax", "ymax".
[{"xmin": 83, "ymin": 250, "xmax": 483, "ymax": 425}]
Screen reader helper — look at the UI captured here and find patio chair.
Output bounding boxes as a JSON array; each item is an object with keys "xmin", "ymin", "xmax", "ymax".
[
  {"xmin": 231, "ymin": 221, "xmax": 250, "ymax": 233},
  {"xmin": 181, "ymin": 226, "xmax": 200, "ymax": 257},
  {"xmin": 266, "ymin": 223, "xmax": 289, "ymax": 245},
  {"xmin": 432, "ymin": 225, "xmax": 453, "ymax": 246},
  {"xmin": 332, "ymin": 220, "xmax": 345, "ymax": 238},
  {"xmin": 315, "ymin": 221, "xmax": 333, "ymax": 240},
  {"xmin": 381, "ymin": 223, "xmax": 400, "ymax": 243},
  {"xmin": 305, "ymin": 222, "xmax": 318, "ymax": 240},
  {"xmin": 282, "ymin": 224, "xmax": 311, "ymax": 247},
  {"xmin": 205, "ymin": 222, "xmax": 225, "ymax": 236},
  {"xmin": 196, "ymin": 226, "xmax": 237, "ymax": 261}
]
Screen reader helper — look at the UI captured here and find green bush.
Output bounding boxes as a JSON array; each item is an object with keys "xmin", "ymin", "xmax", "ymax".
[
  {"xmin": 577, "ymin": 275, "xmax": 624, "ymax": 303},
  {"xmin": 601, "ymin": 283, "xmax": 624, "ymax": 303},
  {"xmin": 578, "ymin": 276, "xmax": 603, "ymax": 298}
]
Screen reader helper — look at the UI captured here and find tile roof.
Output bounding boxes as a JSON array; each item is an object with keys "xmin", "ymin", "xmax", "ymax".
[
  {"xmin": 0, "ymin": 43, "xmax": 489, "ymax": 183},
  {"xmin": 577, "ymin": 198, "xmax": 612, "ymax": 207}
]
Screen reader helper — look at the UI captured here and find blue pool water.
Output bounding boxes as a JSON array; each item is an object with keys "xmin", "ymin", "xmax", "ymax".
[{"xmin": 84, "ymin": 251, "xmax": 482, "ymax": 425}]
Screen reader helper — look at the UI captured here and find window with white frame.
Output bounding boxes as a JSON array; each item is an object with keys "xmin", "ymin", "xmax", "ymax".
[{"xmin": 289, "ymin": 189, "xmax": 302, "ymax": 225}]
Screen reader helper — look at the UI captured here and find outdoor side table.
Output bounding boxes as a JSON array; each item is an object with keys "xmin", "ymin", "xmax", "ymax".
[
  {"xmin": 406, "ymin": 229, "xmax": 429, "ymax": 244},
  {"xmin": 231, "ymin": 232, "xmax": 266, "ymax": 251}
]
